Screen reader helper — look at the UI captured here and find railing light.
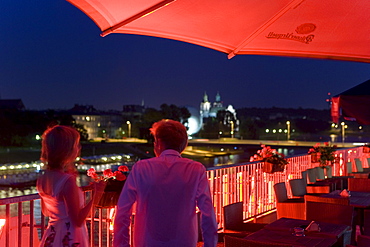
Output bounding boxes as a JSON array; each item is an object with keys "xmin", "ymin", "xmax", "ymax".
[
  {"xmin": 109, "ymin": 208, "xmax": 115, "ymax": 231},
  {"xmin": 0, "ymin": 218, "xmax": 6, "ymax": 235}
]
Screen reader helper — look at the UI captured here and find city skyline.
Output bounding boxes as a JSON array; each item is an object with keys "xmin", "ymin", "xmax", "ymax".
[{"xmin": 1, "ymin": 1, "xmax": 370, "ymax": 111}]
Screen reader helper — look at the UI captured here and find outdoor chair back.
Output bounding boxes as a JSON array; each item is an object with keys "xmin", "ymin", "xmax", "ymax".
[
  {"xmin": 355, "ymin": 158, "xmax": 364, "ymax": 172},
  {"xmin": 315, "ymin": 167, "xmax": 325, "ymax": 180},
  {"xmin": 274, "ymin": 182, "xmax": 288, "ymax": 202},
  {"xmin": 223, "ymin": 202, "xmax": 244, "ymax": 230},
  {"xmin": 274, "ymin": 182, "xmax": 305, "ymax": 220},
  {"xmin": 305, "ymin": 200, "xmax": 355, "ymax": 244},
  {"xmin": 301, "ymin": 170, "xmax": 308, "ymax": 185},
  {"xmin": 347, "ymin": 162, "xmax": 353, "ymax": 174},
  {"xmin": 348, "ymin": 161, "xmax": 370, "ymax": 178},
  {"xmin": 289, "ymin": 179, "xmax": 306, "ymax": 197},
  {"xmin": 221, "ymin": 202, "xmax": 266, "ymax": 239},
  {"xmin": 306, "ymin": 168, "xmax": 317, "ymax": 183},
  {"xmin": 325, "ymin": 165, "xmax": 333, "ymax": 178}
]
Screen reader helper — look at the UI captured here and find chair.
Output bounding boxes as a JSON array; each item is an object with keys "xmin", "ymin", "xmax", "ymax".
[
  {"xmin": 320, "ymin": 163, "xmax": 353, "ymax": 190},
  {"xmin": 355, "ymin": 158, "xmax": 370, "ymax": 173},
  {"xmin": 304, "ymin": 168, "xmax": 334, "ymax": 193},
  {"xmin": 307, "ymin": 168, "xmax": 317, "ymax": 183},
  {"xmin": 347, "ymin": 178, "xmax": 370, "ymax": 235},
  {"xmin": 289, "ymin": 179, "xmax": 306, "ymax": 197},
  {"xmin": 305, "ymin": 200, "xmax": 355, "ymax": 245},
  {"xmin": 274, "ymin": 182, "xmax": 305, "ymax": 220},
  {"xmin": 348, "ymin": 160, "xmax": 370, "ymax": 178},
  {"xmin": 325, "ymin": 165, "xmax": 333, "ymax": 178},
  {"xmin": 221, "ymin": 202, "xmax": 266, "ymax": 238},
  {"xmin": 301, "ymin": 170, "xmax": 308, "ymax": 184},
  {"xmin": 348, "ymin": 178, "xmax": 370, "ymax": 192},
  {"xmin": 316, "ymin": 167, "xmax": 325, "ymax": 180},
  {"xmin": 224, "ymin": 235, "xmax": 293, "ymax": 247}
]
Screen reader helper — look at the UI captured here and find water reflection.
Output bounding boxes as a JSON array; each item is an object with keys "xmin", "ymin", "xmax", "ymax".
[{"xmin": 191, "ymin": 146, "xmax": 307, "ymax": 168}]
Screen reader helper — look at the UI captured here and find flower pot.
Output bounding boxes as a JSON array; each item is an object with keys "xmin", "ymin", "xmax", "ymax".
[
  {"xmin": 311, "ymin": 153, "xmax": 320, "ymax": 163},
  {"xmin": 263, "ymin": 162, "xmax": 285, "ymax": 174},
  {"xmin": 96, "ymin": 179, "xmax": 126, "ymax": 208}
]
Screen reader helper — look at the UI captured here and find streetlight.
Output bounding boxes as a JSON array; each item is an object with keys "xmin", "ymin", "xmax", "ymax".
[
  {"xmin": 286, "ymin": 121, "xmax": 291, "ymax": 140},
  {"xmin": 341, "ymin": 122, "xmax": 347, "ymax": 143},
  {"xmin": 126, "ymin": 121, "xmax": 131, "ymax": 138},
  {"xmin": 230, "ymin": 121, "xmax": 234, "ymax": 138}
]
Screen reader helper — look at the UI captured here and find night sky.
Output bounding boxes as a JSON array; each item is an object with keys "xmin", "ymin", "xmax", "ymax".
[{"xmin": 1, "ymin": 1, "xmax": 369, "ymax": 111}]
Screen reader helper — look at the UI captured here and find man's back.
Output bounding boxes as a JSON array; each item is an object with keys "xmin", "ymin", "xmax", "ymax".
[
  {"xmin": 133, "ymin": 150, "xmax": 205, "ymax": 246},
  {"xmin": 114, "ymin": 119, "xmax": 217, "ymax": 247}
]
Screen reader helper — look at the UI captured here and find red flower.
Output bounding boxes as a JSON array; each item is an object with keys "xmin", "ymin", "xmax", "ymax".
[
  {"xmin": 118, "ymin": 165, "xmax": 129, "ymax": 172},
  {"xmin": 114, "ymin": 171, "xmax": 127, "ymax": 181},
  {"xmin": 103, "ymin": 169, "xmax": 114, "ymax": 178},
  {"xmin": 87, "ymin": 168, "xmax": 96, "ymax": 177}
]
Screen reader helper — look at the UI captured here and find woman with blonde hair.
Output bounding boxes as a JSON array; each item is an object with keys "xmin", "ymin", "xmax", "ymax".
[{"xmin": 37, "ymin": 125, "xmax": 104, "ymax": 247}]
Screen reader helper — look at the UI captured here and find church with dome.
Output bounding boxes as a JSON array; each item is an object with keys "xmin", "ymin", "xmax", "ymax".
[{"xmin": 186, "ymin": 92, "xmax": 239, "ymax": 137}]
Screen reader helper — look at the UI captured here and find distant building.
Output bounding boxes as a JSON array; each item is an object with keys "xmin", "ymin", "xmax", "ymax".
[
  {"xmin": 200, "ymin": 92, "xmax": 212, "ymax": 118},
  {"xmin": 122, "ymin": 104, "xmax": 145, "ymax": 121},
  {"xmin": 0, "ymin": 99, "xmax": 25, "ymax": 111},
  {"xmin": 198, "ymin": 92, "xmax": 239, "ymax": 136},
  {"xmin": 68, "ymin": 104, "xmax": 122, "ymax": 140}
]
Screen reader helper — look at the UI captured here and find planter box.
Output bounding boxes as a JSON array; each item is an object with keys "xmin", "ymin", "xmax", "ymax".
[
  {"xmin": 263, "ymin": 162, "xmax": 285, "ymax": 174},
  {"xmin": 96, "ymin": 179, "xmax": 125, "ymax": 208},
  {"xmin": 311, "ymin": 153, "xmax": 320, "ymax": 163}
]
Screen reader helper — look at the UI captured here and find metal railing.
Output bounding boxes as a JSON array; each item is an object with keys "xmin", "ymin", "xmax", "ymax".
[{"xmin": 0, "ymin": 146, "xmax": 367, "ymax": 246}]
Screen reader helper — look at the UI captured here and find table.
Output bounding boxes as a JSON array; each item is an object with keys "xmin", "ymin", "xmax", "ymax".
[
  {"xmin": 265, "ymin": 217, "xmax": 350, "ymax": 240},
  {"xmin": 244, "ymin": 228, "xmax": 337, "ymax": 247},
  {"xmin": 321, "ymin": 191, "xmax": 370, "ymax": 208}
]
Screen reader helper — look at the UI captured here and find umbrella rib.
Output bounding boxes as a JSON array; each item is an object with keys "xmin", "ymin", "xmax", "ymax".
[
  {"xmin": 228, "ymin": 0, "xmax": 306, "ymax": 59},
  {"xmin": 101, "ymin": 0, "xmax": 176, "ymax": 37}
]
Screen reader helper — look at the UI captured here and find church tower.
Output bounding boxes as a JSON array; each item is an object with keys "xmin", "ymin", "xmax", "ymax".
[
  {"xmin": 213, "ymin": 91, "xmax": 223, "ymax": 108},
  {"xmin": 200, "ymin": 92, "xmax": 211, "ymax": 118}
]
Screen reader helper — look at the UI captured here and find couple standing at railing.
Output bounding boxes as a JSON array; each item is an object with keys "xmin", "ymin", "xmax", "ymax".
[{"xmin": 37, "ymin": 120, "xmax": 218, "ymax": 247}]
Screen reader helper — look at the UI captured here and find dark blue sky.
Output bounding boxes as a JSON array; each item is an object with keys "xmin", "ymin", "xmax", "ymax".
[{"xmin": 1, "ymin": 1, "xmax": 369, "ymax": 111}]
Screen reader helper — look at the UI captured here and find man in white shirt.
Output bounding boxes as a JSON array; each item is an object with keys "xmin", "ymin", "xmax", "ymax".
[{"xmin": 113, "ymin": 119, "xmax": 218, "ymax": 247}]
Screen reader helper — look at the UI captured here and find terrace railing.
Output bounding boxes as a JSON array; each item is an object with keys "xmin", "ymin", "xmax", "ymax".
[{"xmin": 0, "ymin": 146, "xmax": 367, "ymax": 246}]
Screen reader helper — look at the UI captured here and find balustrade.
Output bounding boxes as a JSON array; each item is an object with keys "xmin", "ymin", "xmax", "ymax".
[{"xmin": 0, "ymin": 146, "xmax": 365, "ymax": 246}]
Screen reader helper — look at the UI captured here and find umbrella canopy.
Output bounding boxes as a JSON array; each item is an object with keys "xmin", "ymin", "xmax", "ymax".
[
  {"xmin": 331, "ymin": 79, "xmax": 370, "ymax": 125},
  {"xmin": 67, "ymin": 0, "xmax": 370, "ymax": 62}
]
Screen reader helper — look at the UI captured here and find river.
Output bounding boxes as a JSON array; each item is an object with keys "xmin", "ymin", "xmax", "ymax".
[{"xmin": 0, "ymin": 144, "xmax": 310, "ymax": 199}]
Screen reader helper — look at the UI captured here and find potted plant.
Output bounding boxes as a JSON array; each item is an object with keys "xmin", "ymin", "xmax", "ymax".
[
  {"xmin": 250, "ymin": 145, "xmax": 288, "ymax": 173},
  {"xmin": 308, "ymin": 142, "xmax": 338, "ymax": 167},
  {"xmin": 87, "ymin": 165, "xmax": 129, "ymax": 207}
]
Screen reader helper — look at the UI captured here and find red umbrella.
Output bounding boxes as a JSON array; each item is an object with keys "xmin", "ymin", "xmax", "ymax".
[{"xmin": 67, "ymin": 0, "xmax": 370, "ymax": 62}]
